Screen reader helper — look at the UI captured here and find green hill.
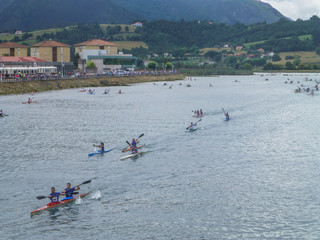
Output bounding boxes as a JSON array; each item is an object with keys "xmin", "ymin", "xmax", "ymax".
[{"xmin": 0, "ymin": 0, "xmax": 288, "ymax": 31}]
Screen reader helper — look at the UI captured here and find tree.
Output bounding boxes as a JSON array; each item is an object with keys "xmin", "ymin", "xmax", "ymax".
[
  {"xmin": 86, "ymin": 61, "xmax": 96, "ymax": 69},
  {"xmin": 226, "ymin": 55, "xmax": 237, "ymax": 67},
  {"xmin": 241, "ymin": 63, "xmax": 252, "ymax": 70},
  {"xmin": 73, "ymin": 53, "xmax": 80, "ymax": 69},
  {"xmin": 285, "ymin": 61, "xmax": 296, "ymax": 70},
  {"xmin": 293, "ymin": 56, "xmax": 301, "ymax": 66},
  {"xmin": 147, "ymin": 61, "xmax": 158, "ymax": 69},
  {"xmin": 272, "ymin": 53, "xmax": 281, "ymax": 62}
]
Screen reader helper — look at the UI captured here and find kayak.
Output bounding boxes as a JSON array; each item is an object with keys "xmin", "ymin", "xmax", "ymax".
[
  {"xmin": 88, "ymin": 148, "xmax": 113, "ymax": 157},
  {"xmin": 120, "ymin": 151, "xmax": 147, "ymax": 161},
  {"xmin": 121, "ymin": 144, "xmax": 145, "ymax": 152},
  {"xmin": 30, "ymin": 192, "xmax": 89, "ymax": 216},
  {"xmin": 22, "ymin": 101, "xmax": 37, "ymax": 104},
  {"xmin": 225, "ymin": 118, "xmax": 231, "ymax": 121},
  {"xmin": 193, "ymin": 114, "xmax": 204, "ymax": 118},
  {"xmin": 186, "ymin": 128, "xmax": 198, "ymax": 132}
]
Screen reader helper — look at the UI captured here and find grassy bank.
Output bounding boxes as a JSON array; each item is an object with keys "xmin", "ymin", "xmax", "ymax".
[
  {"xmin": 179, "ymin": 68, "xmax": 253, "ymax": 76},
  {"xmin": 0, "ymin": 74, "xmax": 184, "ymax": 95}
]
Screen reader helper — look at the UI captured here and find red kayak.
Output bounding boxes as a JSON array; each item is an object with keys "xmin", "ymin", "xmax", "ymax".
[
  {"xmin": 121, "ymin": 144, "xmax": 145, "ymax": 152},
  {"xmin": 30, "ymin": 192, "xmax": 89, "ymax": 216}
]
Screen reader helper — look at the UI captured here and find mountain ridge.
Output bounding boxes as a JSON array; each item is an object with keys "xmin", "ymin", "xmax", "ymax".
[{"xmin": 0, "ymin": 0, "xmax": 288, "ymax": 31}]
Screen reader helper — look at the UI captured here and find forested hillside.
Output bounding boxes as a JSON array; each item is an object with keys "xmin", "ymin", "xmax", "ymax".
[{"xmin": 0, "ymin": 0, "xmax": 287, "ymax": 31}]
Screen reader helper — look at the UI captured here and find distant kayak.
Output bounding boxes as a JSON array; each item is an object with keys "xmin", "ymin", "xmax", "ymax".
[
  {"xmin": 122, "ymin": 144, "xmax": 145, "ymax": 153},
  {"xmin": 224, "ymin": 118, "xmax": 231, "ymax": 121},
  {"xmin": 120, "ymin": 151, "xmax": 147, "ymax": 161},
  {"xmin": 22, "ymin": 101, "xmax": 37, "ymax": 104},
  {"xmin": 186, "ymin": 128, "xmax": 198, "ymax": 132},
  {"xmin": 193, "ymin": 114, "xmax": 204, "ymax": 118},
  {"xmin": 88, "ymin": 148, "xmax": 113, "ymax": 157}
]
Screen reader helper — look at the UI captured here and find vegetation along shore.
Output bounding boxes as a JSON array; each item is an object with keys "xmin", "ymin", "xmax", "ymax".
[{"xmin": 0, "ymin": 74, "xmax": 184, "ymax": 95}]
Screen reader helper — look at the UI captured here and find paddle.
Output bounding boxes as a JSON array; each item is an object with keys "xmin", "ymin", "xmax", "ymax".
[
  {"xmin": 125, "ymin": 133, "xmax": 144, "ymax": 146},
  {"xmin": 222, "ymin": 107, "xmax": 226, "ymax": 115},
  {"xmin": 36, "ymin": 180, "xmax": 91, "ymax": 199},
  {"xmin": 36, "ymin": 192, "xmax": 80, "ymax": 200},
  {"xmin": 186, "ymin": 119, "xmax": 202, "ymax": 130}
]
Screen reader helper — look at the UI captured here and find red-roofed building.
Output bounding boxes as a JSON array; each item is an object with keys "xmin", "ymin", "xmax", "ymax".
[
  {"xmin": 0, "ymin": 56, "xmax": 47, "ymax": 62},
  {"xmin": 30, "ymin": 40, "xmax": 71, "ymax": 62},
  {"xmin": 247, "ymin": 54, "xmax": 255, "ymax": 58},
  {"xmin": 0, "ymin": 42, "xmax": 28, "ymax": 57},
  {"xmin": 132, "ymin": 22, "xmax": 143, "ymax": 27}
]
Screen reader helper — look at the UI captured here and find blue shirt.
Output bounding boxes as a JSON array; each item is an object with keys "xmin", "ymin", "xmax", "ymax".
[
  {"xmin": 49, "ymin": 192, "xmax": 61, "ymax": 203},
  {"xmin": 64, "ymin": 187, "xmax": 76, "ymax": 198},
  {"xmin": 132, "ymin": 141, "xmax": 137, "ymax": 147}
]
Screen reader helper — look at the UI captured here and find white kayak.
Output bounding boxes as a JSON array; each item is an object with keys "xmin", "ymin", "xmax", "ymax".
[{"xmin": 120, "ymin": 151, "xmax": 147, "ymax": 161}]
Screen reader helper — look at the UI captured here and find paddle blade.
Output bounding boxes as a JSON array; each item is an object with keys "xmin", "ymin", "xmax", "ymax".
[
  {"xmin": 126, "ymin": 141, "xmax": 131, "ymax": 146},
  {"xmin": 36, "ymin": 196, "xmax": 47, "ymax": 200},
  {"xmin": 88, "ymin": 153, "xmax": 95, "ymax": 157},
  {"xmin": 80, "ymin": 180, "xmax": 91, "ymax": 185},
  {"xmin": 138, "ymin": 133, "xmax": 144, "ymax": 139},
  {"xmin": 222, "ymin": 107, "xmax": 225, "ymax": 114}
]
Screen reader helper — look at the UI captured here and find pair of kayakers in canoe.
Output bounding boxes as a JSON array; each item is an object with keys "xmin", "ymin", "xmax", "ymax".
[
  {"xmin": 193, "ymin": 109, "xmax": 204, "ymax": 117},
  {"xmin": 48, "ymin": 183, "xmax": 80, "ymax": 206}
]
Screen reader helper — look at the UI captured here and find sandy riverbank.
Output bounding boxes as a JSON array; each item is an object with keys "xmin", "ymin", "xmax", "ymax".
[{"xmin": 0, "ymin": 74, "xmax": 184, "ymax": 95}]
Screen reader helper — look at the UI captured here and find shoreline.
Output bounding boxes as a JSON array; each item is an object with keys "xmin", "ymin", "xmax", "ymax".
[{"xmin": 0, "ymin": 74, "xmax": 185, "ymax": 95}]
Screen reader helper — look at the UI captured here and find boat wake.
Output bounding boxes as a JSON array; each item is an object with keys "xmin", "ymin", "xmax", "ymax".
[
  {"xmin": 91, "ymin": 190, "xmax": 102, "ymax": 199},
  {"xmin": 75, "ymin": 196, "xmax": 83, "ymax": 205}
]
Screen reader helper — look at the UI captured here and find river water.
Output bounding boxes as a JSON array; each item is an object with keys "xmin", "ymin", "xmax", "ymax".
[{"xmin": 1, "ymin": 73, "xmax": 320, "ymax": 239}]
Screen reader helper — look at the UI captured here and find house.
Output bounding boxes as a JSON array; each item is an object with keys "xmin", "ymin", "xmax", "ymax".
[
  {"xmin": 15, "ymin": 30, "xmax": 23, "ymax": 35},
  {"xmin": 247, "ymin": 54, "xmax": 255, "ymax": 58},
  {"xmin": 30, "ymin": 40, "xmax": 71, "ymax": 62},
  {"xmin": 0, "ymin": 42, "xmax": 28, "ymax": 57},
  {"xmin": 224, "ymin": 44, "xmax": 230, "ymax": 48},
  {"xmin": 268, "ymin": 52, "xmax": 275, "ymax": 57},
  {"xmin": 75, "ymin": 39, "xmax": 136, "ymax": 73},
  {"xmin": 153, "ymin": 53, "xmax": 159, "ymax": 57},
  {"xmin": 257, "ymin": 48, "xmax": 264, "ymax": 53},
  {"xmin": 75, "ymin": 39, "xmax": 118, "ymax": 57},
  {"xmin": 236, "ymin": 46, "xmax": 244, "ymax": 51},
  {"xmin": 30, "ymin": 40, "xmax": 73, "ymax": 75},
  {"xmin": 164, "ymin": 52, "xmax": 172, "ymax": 57},
  {"xmin": 0, "ymin": 33, "xmax": 10, "ymax": 36},
  {"xmin": 0, "ymin": 56, "xmax": 59, "ymax": 79},
  {"xmin": 132, "ymin": 22, "xmax": 143, "ymax": 27},
  {"xmin": 209, "ymin": 21, "xmax": 214, "ymax": 24}
]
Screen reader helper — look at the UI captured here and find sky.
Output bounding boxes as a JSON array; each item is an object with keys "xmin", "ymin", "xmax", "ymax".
[{"xmin": 262, "ymin": 0, "xmax": 320, "ymax": 20}]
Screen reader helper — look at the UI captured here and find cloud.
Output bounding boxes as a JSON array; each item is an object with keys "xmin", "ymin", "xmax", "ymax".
[{"xmin": 262, "ymin": 0, "xmax": 320, "ymax": 20}]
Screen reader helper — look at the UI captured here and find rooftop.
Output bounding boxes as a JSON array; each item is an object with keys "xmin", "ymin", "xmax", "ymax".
[
  {"xmin": 74, "ymin": 39, "xmax": 117, "ymax": 47},
  {"xmin": 31, "ymin": 40, "xmax": 70, "ymax": 47},
  {"xmin": 0, "ymin": 42, "xmax": 27, "ymax": 48},
  {"xmin": 1, "ymin": 56, "xmax": 48, "ymax": 62}
]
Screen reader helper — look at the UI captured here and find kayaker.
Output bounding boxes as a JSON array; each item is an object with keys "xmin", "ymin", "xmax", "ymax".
[
  {"xmin": 131, "ymin": 138, "xmax": 138, "ymax": 147},
  {"xmin": 225, "ymin": 112, "xmax": 230, "ymax": 121},
  {"xmin": 189, "ymin": 122, "xmax": 197, "ymax": 130},
  {"xmin": 48, "ymin": 187, "xmax": 64, "ymax": 206},
  {"xmin": 96, "ymin": 142, "xmax": 104, "ymax": 152},
  {"xmin": 27, "ymin": 98, "xmax": 32, "ymax": 104},
  {"xmin": 131, "ymin": 145, "xmax": 138, "ymax": 154},
  {"xmin": 199, "ymin": 109, "xmax": 203, "ymax": 115},
  {"xmin": 0, "ymin": 109, "xmax": 3, "ymax": 116},
  {"xmin": 62, "ymin": 183, "xmax": 80, "ymax": 199}
]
